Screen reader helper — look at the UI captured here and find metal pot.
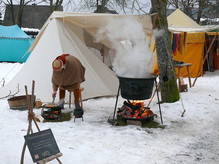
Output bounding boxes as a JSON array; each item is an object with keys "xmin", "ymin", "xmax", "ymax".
[{"xmin": 118, "ymin": 74, "xmax": 157, "ymax": 100}]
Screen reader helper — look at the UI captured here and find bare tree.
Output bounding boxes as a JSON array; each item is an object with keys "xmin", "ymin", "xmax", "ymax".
[
  {"xmin": 1, "ymin": 0, "xmax": 64, "ymax": 27},
  {"xmin": 48, "ymin": 0, "xmax": 63, "ymax": 13},
  {"xmin": 150, "ymin": 0, "xmax": 180, "ymax": 103},
  {"xmin": 17, "ymin": 0, "xmax": 32, "ymax": 27},
  {"xmin": 5, "ymin": 0, "xmax": 15, "ymax": 25},
  {"xmin": 2, "ymin": 0, "xmax": 33, "ymax": 27},
  {"xmin": 73, "ymin": 0, "xmax": 150, "ymax": 14},
  {"xmin": 0, "ymin": 11, "xmax": 3, "ymax": 24}
]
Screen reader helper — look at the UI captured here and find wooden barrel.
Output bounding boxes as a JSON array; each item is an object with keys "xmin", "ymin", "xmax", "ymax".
[{"xmin": 7, "ymin": 95, "xmax": 35, "ymax": 110}]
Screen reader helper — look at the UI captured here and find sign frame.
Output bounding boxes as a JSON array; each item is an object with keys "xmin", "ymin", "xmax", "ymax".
[{"xmin": 24, "ymin": 129, "xmax": 61, "ymax": 163}]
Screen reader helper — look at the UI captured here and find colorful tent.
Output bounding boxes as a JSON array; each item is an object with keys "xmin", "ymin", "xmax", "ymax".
[
  {"xmin": 0, "ymin": 25, "xmax": 34, "ymax": 62},
  {"xmin": 166, "ymin": 9, "xmax": 218, "ymax": 78},
  {"xmin": 152, "ymin": 9, "xmax": 206, "ymax": 78},
  {"xmin": 171, "ymin": 32, "xmax": 205, "ymax": 78}
]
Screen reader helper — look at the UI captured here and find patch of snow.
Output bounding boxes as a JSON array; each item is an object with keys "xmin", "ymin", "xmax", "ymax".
[{"xmin": 0, "ymin": 63, "xmax": 219, "ymax": 164}]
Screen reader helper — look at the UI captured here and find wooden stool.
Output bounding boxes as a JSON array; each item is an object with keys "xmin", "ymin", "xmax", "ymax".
[
  {"xmin": 175, "ymin": 63, "xmax": 192, "ymax": 92},
  {"xmin": 68, "ymin": 87, "xmax": 84, "ymax": 109}
]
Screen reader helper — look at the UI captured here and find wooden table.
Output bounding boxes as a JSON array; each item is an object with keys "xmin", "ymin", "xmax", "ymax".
[{"xmin": 175, "ymin": 63, "xmax": 192, "ymax": 91}]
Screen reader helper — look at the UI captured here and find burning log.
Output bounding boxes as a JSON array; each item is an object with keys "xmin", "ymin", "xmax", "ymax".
[
  {"xmin": 41, "ymin": 105, "xmax": 62, "ymax": 120},
  {"xmin": 117, "ymin": 100, "xmax": 157, "ymax": 121},
  {"xmin": 109, "ymin": 73, "xmax": 163, "ymax": 126}
]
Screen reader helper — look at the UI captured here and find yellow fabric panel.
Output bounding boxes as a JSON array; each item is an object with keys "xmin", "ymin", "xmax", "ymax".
[
  {"xmin": 148, "ymin": 38, "xmax": 159, "ymax": 75},
  {"xmin": 152, "ymin": 42, "xmax": 204, "ymax": 78},
  {"xmin": 187, "ymin": 32, "xmax": 205, "ymax": 43},
  {"xmin": 173, "ymin": 43, "xmax": 203, "ymax": 78},
  {"xmin": 180, "ymin": 32, "xmax": 184, "ymax": 55},
  {"xmin": 152, "ymin": 52, "xmax": 159, "ymax": 75}
]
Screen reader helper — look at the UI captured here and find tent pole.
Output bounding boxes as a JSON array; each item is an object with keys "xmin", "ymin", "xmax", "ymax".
[
  {"xmin": 112, "ymin": 84, "xmax": 120, "ymax": 125},
  {"xmin": 155, "ymin": 79, "xmax": 163, "ymax": 124},
  {"xmin": 204, "ymin": 35, "xmax": 211, "ymax": 72},
  {"xmin": 192, "ymin": 29, "xmax": 219, "ymax": 87}
]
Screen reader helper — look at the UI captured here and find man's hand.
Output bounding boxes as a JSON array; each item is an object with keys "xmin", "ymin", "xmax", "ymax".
[{"xmin": 52, "ymin": 91, "xmax": 57, "ymax": 98}]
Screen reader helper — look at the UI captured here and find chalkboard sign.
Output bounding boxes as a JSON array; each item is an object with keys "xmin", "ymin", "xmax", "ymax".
[{"xmin": 24, "ymin": 129, "xmax": 60, "ymax": 163}]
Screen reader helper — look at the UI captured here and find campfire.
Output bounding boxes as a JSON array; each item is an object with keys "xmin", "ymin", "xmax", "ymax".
[
  {"xmin": 117, "ymin": 100, "xmax": 157, "ymax": 121},
  {"xmin": 109, "ymin": 74, "xmax": 163, "ymax": 126},
  {"xmin": 41, "ymin": 105, "xmax": 62, "ymax": 120}
]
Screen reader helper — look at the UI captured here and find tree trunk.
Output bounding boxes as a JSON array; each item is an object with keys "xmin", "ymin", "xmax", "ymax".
[
  {"xmin": 9, "ymin": 0, "xmax": 15, "ymax": 25},
  {"xmin": 49, "ymin": 0, "xmax": 64, "ymax": 14},
  {"xmin": 0, "ymin": 12, "xmax": 2, "ymax": 24},
  {"xmin": 150, "ymin": 0, "xmax": 179, "ymax": 103},
  {"xmin": 196, "ymin": 0, "xmax": 204, "ymax": 24},
  {"xmin": 17, "ymin": 0, "xmax": 25, "ymax": 27}
]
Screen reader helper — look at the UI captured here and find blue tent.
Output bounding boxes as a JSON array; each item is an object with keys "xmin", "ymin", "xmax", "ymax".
[{"xmin": 0, "ymin": 25, "xmax": 34, "ymax": 62}]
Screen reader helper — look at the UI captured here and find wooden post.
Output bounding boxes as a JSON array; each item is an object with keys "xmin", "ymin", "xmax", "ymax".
[
  {"xmin": 20, "ymin": 81, "xmax": 62, "ymax": 164},
  {"xmin": 186, "ymin": 65, "xmax": 192, "ymax": 88},
  {"xmin": 20, "ymin": 81, "xmax": 35, "ymax": 164}
]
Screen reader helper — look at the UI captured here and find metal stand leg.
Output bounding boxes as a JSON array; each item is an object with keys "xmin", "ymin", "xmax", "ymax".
[
  {"xmin": 155, "ymin": 79, "xmax": 163, "ymax": 124},
  {"xmin": 112, "ymin": 84, "xmax": 120, "ymax": 125},
  {"xmin": 74, "ymin": 116, "xmax": 83, "ymax": 123}
]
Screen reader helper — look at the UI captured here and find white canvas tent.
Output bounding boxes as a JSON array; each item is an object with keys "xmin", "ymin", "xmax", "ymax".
[{"xmin": 0, "ymin": 12, "xmax": 153, "ymax": 103}]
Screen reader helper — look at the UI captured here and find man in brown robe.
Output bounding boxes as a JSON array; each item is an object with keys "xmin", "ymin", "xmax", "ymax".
[{"xmin": 52, "ymin": 54, "xmax": 85, "ymax": 110}]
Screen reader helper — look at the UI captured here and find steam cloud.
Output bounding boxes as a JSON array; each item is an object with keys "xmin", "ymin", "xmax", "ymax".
[{"xmin": 96, "ymin": 16, "xmax": 154, "ymax": 78}]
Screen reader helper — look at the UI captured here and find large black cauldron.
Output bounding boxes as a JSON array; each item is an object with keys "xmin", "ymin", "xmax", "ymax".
[{"xmin": 118, "ymin": 74, "xmax": 157, "ymax": 100}]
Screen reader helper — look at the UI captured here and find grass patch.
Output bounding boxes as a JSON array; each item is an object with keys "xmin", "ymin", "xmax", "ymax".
[
  {"xmin": 141, "ymin": 120, "xmax": 165, "ymax": 129},
  {"xmin": 36, "ymin": 112, "xmax": 72, "ymax": 123},
  {"xmin": 117, "ymin": 119, "xmax": 128, "ymax": 126}
]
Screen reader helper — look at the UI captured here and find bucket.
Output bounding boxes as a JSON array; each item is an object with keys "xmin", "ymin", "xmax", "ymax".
[
  {"xmin": 7, "ymin": 95, "xmax": 36, "ymax": 110},
  {"xmin": 118, "ymin": 74, "xmax": 157, "ymax": 100}
]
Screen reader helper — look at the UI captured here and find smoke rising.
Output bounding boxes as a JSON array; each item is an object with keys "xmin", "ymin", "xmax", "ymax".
[
  {"xmin": 96, "ymin": 16, "xmax": 154, "ymax": 78},
  {"xmin": 153, "ymin": 29, "xmax": 165, "ymax": 38}
]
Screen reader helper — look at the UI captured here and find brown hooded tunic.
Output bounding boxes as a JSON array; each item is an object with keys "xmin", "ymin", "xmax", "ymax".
[{"xmin": 52, "ymin": 55, "xmax": 85, "ymax": 91}]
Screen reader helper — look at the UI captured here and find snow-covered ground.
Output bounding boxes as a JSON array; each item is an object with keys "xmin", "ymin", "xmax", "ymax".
[{"xmin": 0, "ymin": 63, "xmax": 219, "ymax": 164}]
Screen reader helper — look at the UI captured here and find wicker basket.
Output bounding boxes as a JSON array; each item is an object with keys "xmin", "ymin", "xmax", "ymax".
[
  {"xmin": 35, "ymin": 98, "xmax": 42, "ymax": 109},
  {"xmin": 7, "ymin": 95, "xmax": 35, "ymax": 110}
]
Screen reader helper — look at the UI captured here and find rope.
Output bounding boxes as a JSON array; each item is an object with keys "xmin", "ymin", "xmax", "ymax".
[
  {"xmin": 0, "ymin": 83, "xmax": 20, "ymax": 99},
  {"xmin": 0, "ymin": 62, "xmax": 23, "ymax": 86}
]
